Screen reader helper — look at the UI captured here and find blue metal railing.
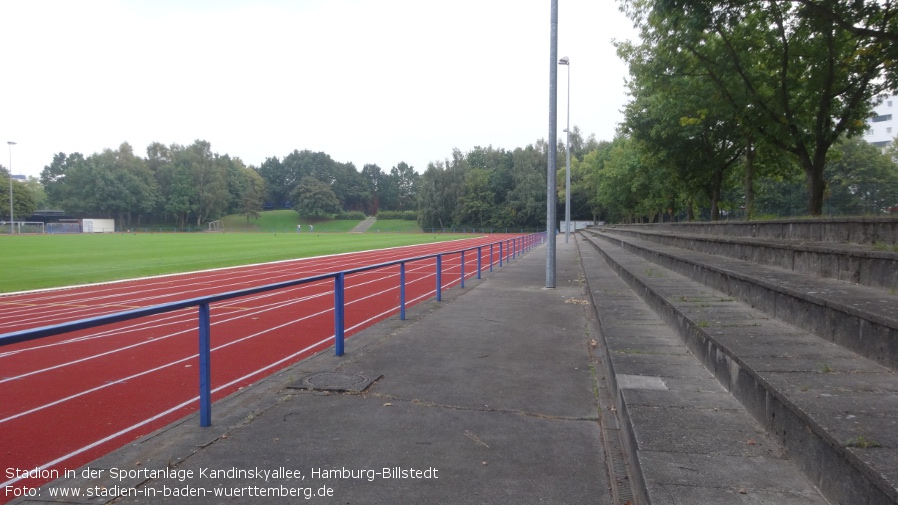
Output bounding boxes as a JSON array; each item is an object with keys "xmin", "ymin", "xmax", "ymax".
[{"xmin": 1, "ymin": 233, "xmax": 546, "ymax": 427}]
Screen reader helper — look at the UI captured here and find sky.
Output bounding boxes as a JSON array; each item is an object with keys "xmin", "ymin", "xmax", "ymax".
[{"xmin": 0, "ymin": 0, "xmax": 639, "ymax": 179}]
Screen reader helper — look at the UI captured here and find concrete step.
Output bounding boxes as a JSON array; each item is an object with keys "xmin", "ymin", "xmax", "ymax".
[
  {"xmin": 579, "ymin": 231, "xmax": 898, "ymax": 505},
  {"xmin": 587, "ymin": 228, "xmax": 898, "ymax": 373},
  {"xmin": 607, "ymin": 217, "xmax": 898, "ymax": 245},
  {"xmin": 576, "ymin": 235, "xmax": 829, "ymax": 505},
  {"xmin": 601, "ymin": 225, "xmax": 898, "ymax": 291},
  {"xmin": 348, "ymin": 216, "xmax": 376, "ymax": 233}
]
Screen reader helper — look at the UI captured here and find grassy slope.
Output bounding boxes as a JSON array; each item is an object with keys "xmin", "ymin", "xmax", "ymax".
[
  {"xmin": 365, "ymin": 219, "xmax": 422, "ymax": 233},
  {"xmin": 222, "ymin": 210, "xmax": 360, "ymax": 233},
  {"xmin": 222, "ymin": 210, "xmax": 423, "ymax": 233},
  {"xmin": 0, "ymin": 232, "xmax": 466, "ymax": 293}
]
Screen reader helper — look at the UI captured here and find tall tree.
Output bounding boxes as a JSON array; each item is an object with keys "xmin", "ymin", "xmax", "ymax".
[
  {"xmin": 0, "ymin": 166, "xmax": 37, "ymax": 220},
  {"xmin": 625, "ymin": 0, "xmax": 890, "ymax": 215},
  {"xmin": 291, "ymin": 176, "xmax": 341, "ymax": 218},
  {"xmin": 390, "ymin": 162, "xmax": 419, "ymax": 211}
]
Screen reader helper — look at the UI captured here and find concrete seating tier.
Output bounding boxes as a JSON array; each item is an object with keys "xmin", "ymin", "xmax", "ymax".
[
  {"xmin": 578, "ymin": 220, "xmax": 898, "ymax": 505},
  {"xmin": 605, "ymin": 221, "xmax": 898, "ymax": 290}
]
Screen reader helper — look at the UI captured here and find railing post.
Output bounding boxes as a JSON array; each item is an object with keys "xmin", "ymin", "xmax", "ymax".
[
  {"xmin": 198, "ymin": 302, "xmax": 212, "ymax": 427},
  {"xmin": 499, "ymin": 242, "xmax": 503, "ymax": 267},
  {"xmin": 489, "ymin": 244, "xmax": 494, "ymax": 272},
  {"xmin": 436, "ymin": 254, "xmax": 442, "ymax": 301},
  {"xmin": 400, "ymin": 262, "xmax": 406, "ymax": 320},
  {"xmin": 460, "ymin": 250, "xmax": 465, "ymax": 289},
  {"xmin": 477, "ymin": 246, "xmax": 482, "ymax": 279},
  {"xmin": 334, "ymin": 273, "xmax": 345, "ymax": 356}
]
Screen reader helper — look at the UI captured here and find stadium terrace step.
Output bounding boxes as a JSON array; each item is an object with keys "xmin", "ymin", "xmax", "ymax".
[
  {"xmin": 608, "ymin": 217, "xmax": 898, "ymax": 245},
  {"xmin": 579, "ymin": 230, "xmax": 898, "ymax": 505},
  {"xmin": 603, "ymin": 223, "xmax": 898, "ymax": 291},
  {"xmin": 586, "ymin": 228, "xmax": 898, "ymax": 373},
  {"xmin": 577, "ymin": 235, "xmax": 828, "ymax": 505}
]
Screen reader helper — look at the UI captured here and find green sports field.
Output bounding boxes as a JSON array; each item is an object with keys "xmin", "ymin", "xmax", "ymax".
[{"xmin": 0, "ymin": 232, "xmax": 471, "ymax": 294}]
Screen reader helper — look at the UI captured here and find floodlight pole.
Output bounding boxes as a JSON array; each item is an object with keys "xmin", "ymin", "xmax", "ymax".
[
  {"xmin": 546, "ymin": 0, "xmax": 558, "ymax": 288},
  {"xmin": 559, "ymin": 56, "xmax": 570, "ymax": 244},
  {"xmin": 7, "ymin": 141, "xmax": 15, "ymax": 235}
]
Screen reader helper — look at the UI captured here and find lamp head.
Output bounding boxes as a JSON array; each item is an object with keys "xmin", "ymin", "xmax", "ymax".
[{"xmin": 558, "ymin": 56, "xmax": 569, "ymax": 65}]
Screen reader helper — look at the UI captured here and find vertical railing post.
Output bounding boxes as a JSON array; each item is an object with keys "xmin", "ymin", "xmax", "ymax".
[
  {"xmin": 334, "ymin": 273, "xmax": 345, "ymax": 356},
  {"xmin": 436, "ymin": 254, "xmax": 442, "ymax": 301},
  {"xmin": 489, "ymin": 244, "xmax": 494, "ymax": 272},
  {"xmin": 400, "ymin": 262, "xmax": 406, "ymax": 320},
  {"xmin": 198, "ymin": 303, "xmax": 212, "ymax": 427},
  {"xmin": 499, "ymin": 242, "xmax": 503, "ymax": 267},
  {"xmin": 477, "ymin": 246, "xmax": 482, "ymax": 279},
  {"xmin": 460, "ymin": 251, "xmax": 466, "ymax": 289}
]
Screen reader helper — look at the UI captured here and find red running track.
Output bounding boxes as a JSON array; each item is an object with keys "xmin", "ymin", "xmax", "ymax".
[{"xmin": 0, "ymin": 234, "xmax": 535, "ymax": 499}]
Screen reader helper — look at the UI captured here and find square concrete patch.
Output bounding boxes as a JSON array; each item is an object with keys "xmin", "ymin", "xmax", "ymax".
[{"xmin": 617, "ymin": 374, "xmax": 669, "ymax": 390}]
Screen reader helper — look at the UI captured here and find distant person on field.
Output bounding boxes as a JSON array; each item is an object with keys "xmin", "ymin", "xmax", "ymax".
[{"xmin": 297, "ymin": 224, "xmax": 301, "ymax": 233}]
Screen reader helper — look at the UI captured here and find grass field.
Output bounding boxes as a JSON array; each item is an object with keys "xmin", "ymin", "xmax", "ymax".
[{"xmin": 0, "ymin": 232, "xmax": 470, "ymax": 293}]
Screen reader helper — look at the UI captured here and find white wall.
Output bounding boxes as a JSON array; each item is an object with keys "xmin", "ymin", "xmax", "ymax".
[{"xmin": 82, "ymin": 219, "xmax": 116, "ymax": 233}]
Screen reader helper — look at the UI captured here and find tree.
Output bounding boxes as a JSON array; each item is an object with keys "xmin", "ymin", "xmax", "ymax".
[
  {"xmin": 456, "ymin": 168, "xmax": 495, "ymax": 228},
  {"xmin": 825, "ymin": 136, "xmax": 898, "ymax": 214},
  {"xmin": 505, "ymin": 142, "xmax": 548, "ymax": 228},
  {"xmin": 658, "ymin": 0, "xmax": 898, "ymax": 87},
  {"xmin": 390, "ymin": 162, "xmax": 419, "ymax": 211},
  {"xmin": 291, "ymin": 176, "xmax": 341, "ymax": 218},
  {"xmin": 0, "ymin": 166, "xmax": 37, "ymax": 220},
  {"xmin": 237, "ymin": 166, "xmax": 266, "ymax": 222},
  {"xmin": 625, "ymin": 0, "xmax": 890, "ymax": 215}
]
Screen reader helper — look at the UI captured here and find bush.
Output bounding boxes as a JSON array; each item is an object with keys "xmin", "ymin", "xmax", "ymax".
[
  {"xmin": 336, "ymin": 211, "xmax": 367, "ymax": 220},
  {"xmin": 376, "ymin": 210, "xmax": 417, "ymax": 220}
]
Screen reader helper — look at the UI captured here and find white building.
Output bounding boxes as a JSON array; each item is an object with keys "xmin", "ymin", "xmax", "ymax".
[{"xmin": 864, "ymin": 94, "xmax": 897, "ymax": 147}]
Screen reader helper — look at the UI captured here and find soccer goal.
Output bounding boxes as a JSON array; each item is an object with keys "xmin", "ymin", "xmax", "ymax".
[
  {"xmin": 206, "ymin": 220, "xmax": 225, "ymax": 233},
  {"xmin": 1, "ymin": 221, "xmax": 45, "ymax": 234}
]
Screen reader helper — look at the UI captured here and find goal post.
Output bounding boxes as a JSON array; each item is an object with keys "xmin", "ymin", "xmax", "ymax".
[
  {"xmin": 1, "ymin": 221, "xmax": 45, "ymax": 234},
  {"xmin": 206, "ymin": 220, "xmax": 224, "ymax": 233}
]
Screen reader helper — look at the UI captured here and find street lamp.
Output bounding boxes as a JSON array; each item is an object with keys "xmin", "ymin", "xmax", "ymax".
[
  {"xmin": 7, "ymin": 141, "xmax": 15, "ymax": 235},
  {"xmin": 558, "ymin": 56, "xmax": 570, "ymax": 243}
]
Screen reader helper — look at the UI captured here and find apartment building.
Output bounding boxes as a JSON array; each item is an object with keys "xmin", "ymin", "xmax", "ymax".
[{"xmin": 865, "ymin": 94, "xmax": 897, "ymax": 147}]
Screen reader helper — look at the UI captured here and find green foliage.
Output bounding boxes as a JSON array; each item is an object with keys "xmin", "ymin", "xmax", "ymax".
[
  {"xmin": 621, "ymin": 0, "xmax": 890, "ymax": 216},
  {"xmin": 0, "ymin": 167, "xmax": 38, "ymax": 220},
  {"xmin": 336, "ymin": 210, "xmax": 367, "ymax": 220},
  {"xmin": 291, "ymin": 176, "xmax": 342, "ymax": 218}
]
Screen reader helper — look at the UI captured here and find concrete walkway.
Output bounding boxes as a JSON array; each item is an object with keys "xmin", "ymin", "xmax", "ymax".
[
  {"xmin": 20, "ymin": 238, "xmax": 614, "ymax": 504},
  {"xmin": 348, "ymin": 216, "xmax": 376, "ymax": 233}
]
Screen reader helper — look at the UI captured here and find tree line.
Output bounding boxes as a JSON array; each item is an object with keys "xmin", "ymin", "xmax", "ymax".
[{"xmin": 606, "ymin": 0, "xmax": 898, "ymax": 221}]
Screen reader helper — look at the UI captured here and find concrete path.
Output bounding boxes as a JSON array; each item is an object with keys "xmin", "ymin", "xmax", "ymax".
[
  {"xmin": 19, "ymin": 238, "xmax": 614, "ymax": 504},
  {"xmin": 349, "ymin": 216, "xmax": 376, "ymax": 233}
]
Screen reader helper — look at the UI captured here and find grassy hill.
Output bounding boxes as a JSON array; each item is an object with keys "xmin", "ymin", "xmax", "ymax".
[
  {"xmin": 222, "ymin": 210, "xmax": 358, "ymax": 233},
  {"xmin": 222, "ymin": 210, "xmax": 422, "ymax": 233}
]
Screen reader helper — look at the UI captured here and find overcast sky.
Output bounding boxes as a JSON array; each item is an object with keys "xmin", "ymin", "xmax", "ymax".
[{"xmin": 1, "ymin": 0, "xmax": 638, "ymax": 179}]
